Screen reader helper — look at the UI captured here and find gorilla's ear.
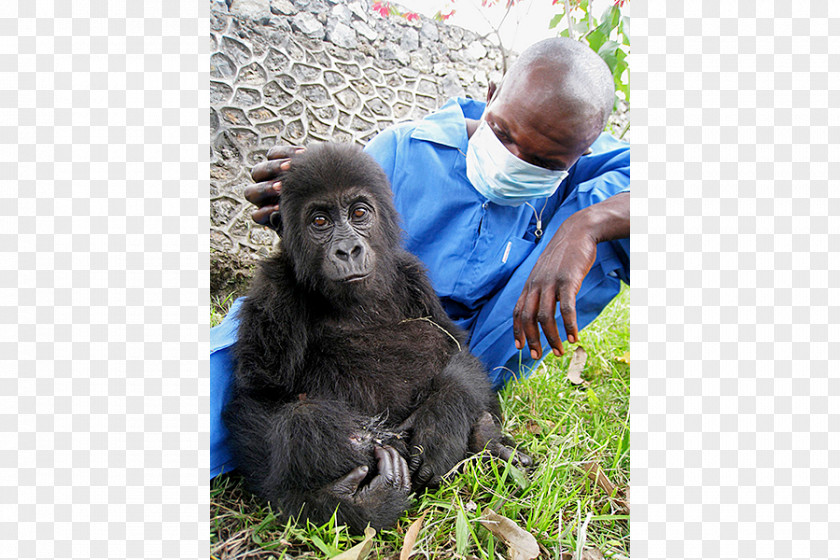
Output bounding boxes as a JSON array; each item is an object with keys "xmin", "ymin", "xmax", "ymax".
[{"xmin": 269, "ymin": 210, "xmax": 283, "ymax": 236}]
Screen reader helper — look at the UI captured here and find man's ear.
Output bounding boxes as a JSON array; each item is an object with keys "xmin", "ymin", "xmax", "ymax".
[{"xmin": 486, "ymin": 82, "xmax": 497, "ymax": 104}]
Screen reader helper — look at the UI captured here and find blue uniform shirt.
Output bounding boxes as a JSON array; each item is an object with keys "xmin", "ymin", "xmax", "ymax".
[{"xmin": 210, "ymin": 97, "xmax": 629, "ymax": 478}]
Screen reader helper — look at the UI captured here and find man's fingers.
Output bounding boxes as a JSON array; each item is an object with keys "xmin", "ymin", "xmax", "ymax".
[
  {"xmin": 266, "ymin": 145, "xmax": 305, "ymax": 160},
  {"xmin": 251, "ymin": 158, "xmax": 292, "ymax": 183},
  {"xmin": 558, "ymin": 286, "xmax": 580, "ymax": 344},
  {"xmin": 250, "ymin": 204, "xmax": 280, "ymax": 227},
  {"xmin": 243, "ymin": 181, "xmax": 282, "ymax": 208},
  {"xmin": 538, "ymin": 287, "xmax": 564, "ymax": 357},
  {"xmin": 516, "ymin": 289, "xmax": 543, "ymax": 360}
]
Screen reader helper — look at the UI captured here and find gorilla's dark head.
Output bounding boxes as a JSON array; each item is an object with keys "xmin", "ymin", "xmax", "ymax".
[{"xmin": 278, "ymin": 143, "xmax": 402, "ymax": 298}]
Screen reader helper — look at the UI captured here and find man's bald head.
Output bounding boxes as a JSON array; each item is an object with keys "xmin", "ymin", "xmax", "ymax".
[{"xmin": 488, "ymin": 38, "xmax": 615, "ymax": 157}]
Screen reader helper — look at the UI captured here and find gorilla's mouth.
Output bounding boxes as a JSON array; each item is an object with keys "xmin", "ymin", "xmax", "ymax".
[{"xmin": 339, "ymin": 273, "xmax": 371, "ymax": 283}]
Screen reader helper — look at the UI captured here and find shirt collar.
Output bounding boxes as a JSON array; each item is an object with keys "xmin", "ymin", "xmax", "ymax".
[{"xmin": 410, "ymin": 97, "xmax": 487, "ymax": 149}]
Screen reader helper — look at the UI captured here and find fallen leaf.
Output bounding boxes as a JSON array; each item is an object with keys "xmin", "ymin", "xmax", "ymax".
[
  {"xmin": 400, "ymin": 514, "xmax": 425, "ymax": 560},
  {"xmin": 582, "ymin": 463, "xmax": 629, "ymax": 514},
  {"xmin": 333, "ymin": 526, "xmax": 375, "ymax": 560},
  {"xmin": 614, "ymin": 351, "xmax": 630, "ymax": 364},
  {"xmin": 582, "ymin": 462, "xmax": 616, "ymax": 496},
  {"xmin": 525, "ymin": 419, "xmax": 542, "ymax": 435},
  {"xmin": 579, "ymin": 547, "xmax": 605, "ymax": 560},
  {"xmin": 566, "ymin": 346, "xmax": 588, "ymax": 385},
  {"xmin": 479, "ymin": 509, "xmax": 539, "ymax": 560}
]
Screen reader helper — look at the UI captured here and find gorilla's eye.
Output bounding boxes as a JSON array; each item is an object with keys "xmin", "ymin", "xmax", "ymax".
[
  {"xmin": 312, "ymin": 215, "xmax": 329, "ymax": 227},
  {"xmin": 352, "ymin": 207, "xmax": 368, "ymax": 220}
]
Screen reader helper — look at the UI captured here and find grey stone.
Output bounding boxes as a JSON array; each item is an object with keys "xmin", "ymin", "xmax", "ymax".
[
  {"xmin": 222, "ymin": 36, "xmax": 252, "ymax": 65},
  {"xmin": 352, "ymin": 20, "xmax": 377, "ymax": 42},
  {"xmin": 291, "ymin": 63, "xmax": 321, "ymax": 82},
  {"xmin": 400, "ymin": 28, "xmax": 419, "ymax": 52},
  {"xmin": 300, "ymin": 83, "xmax": 330, "ymax": 105},
  {"xmin": 263, "ymin": 47, "xmax": 290, "ymax": 73},
  {"xmin": 330, "ymin": 3, "xmax": 352, "ymax": 24},
  {"xmin": 269, "ymin": 0, "xmax": 295, "ymax": 14},
  {"xmin": 419, "ymin": 20, "xmax": 438, "ymax": 43},
  {"xmin": 210, "ymin": 81, "xmax": 233, "ymax": 104},
  {"xmin": 409, "ymin": 51, "xmax": 432, "ymax": 74},
  {"xmin": 232, "ymin": 87, "xmax": 262, "ymax": 107},
  {"xmin": 379, "ymin": 42, "xmax": 409, "ymax": 66},
  {"xmin": 292, "ymin": 12, "xmax": 325, "ymax": 38},
  {"xmin": 229, "ymin": 0, "xmax": 269, "ymax": 19},
  {"xmin": 347, "ymin": 1, "xmax": 368, "ymax": 21},
  {"xmin": 327, "ymin": 21, "xmax": 357, "ymax": 49},
  {"xmin": 466, "ymin": 40, "xmax": 487, "ymax": 61},
  {"xmin": 210, "ymin": 52, "xmax": 237, "ymax": 79},
  {"xmin": 221, "ymin": 104, "xmax": 252, "ymax": 126},
  {"xmin": 236, "ymin": 61, "xmax": 268, "ymax": 85},
  {"xmin": 323, "ymin": 70, "xmax": 346, "ymax": 89},
  {"xmin": 442, "ymin": 72, "xmax": 464, "ymax": 98}
]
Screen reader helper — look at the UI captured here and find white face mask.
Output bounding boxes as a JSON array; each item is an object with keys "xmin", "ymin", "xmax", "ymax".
[{"xmin": 466, "ymin": 120, "xmax": 568, "ymax": 207}]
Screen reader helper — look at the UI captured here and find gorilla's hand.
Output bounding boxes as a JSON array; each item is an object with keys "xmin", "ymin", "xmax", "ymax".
[
  {"xmin": 326, "ymin": 446, "xmax": 411, "ymax": 506},
  {"xmin": 246, "ymin": 145, "xmax": 306, "ymax": 230},
  {"xmin": 398, "ymin": 415, "xmax": 461, "ymax": 490},
  {"xmin": 513, "ymin": 192, "xmax": 629, "ymax": 359}
]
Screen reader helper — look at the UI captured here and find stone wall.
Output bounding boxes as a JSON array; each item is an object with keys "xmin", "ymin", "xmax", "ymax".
[{"xmin": 210, "ymin": 0, "xmax": 507, "ymax": 294}]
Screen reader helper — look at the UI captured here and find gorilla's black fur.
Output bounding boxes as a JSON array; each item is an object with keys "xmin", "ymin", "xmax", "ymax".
[{"xmin": 224, "ymin": 143, "xmax": 525, "ymax": 534}]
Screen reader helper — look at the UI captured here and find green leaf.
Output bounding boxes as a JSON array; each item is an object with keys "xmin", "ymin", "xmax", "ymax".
[
  {"xmin": 310, "ymin": 534, "xmax": 338, "ymax": 557},
  {"xmin": 509, "ymin": 464, "xmax": 530, "ymax": 490},
  {"xmin": 560, "ymin": 28, "xmax": 570, "ymax": 38},
  {"xmin": 600, "ymin": 4, "xmax": 620, "ymax": 30},
  {"xmin": 455, "ymin": 508, "xmax": 470, "ymax": 556},
  {"xmin": 585, "ymin": 28, "xmax": 607, "ymax": 53},
  {"xmin": 548, "ymin": 13, "xmax": 565, "ymax": 30},
  {"xmin": 586, "ymin": 387, "xmax": 600, "ymax": 408},
  {"xmin": 597, "ymin": 39, "xmax": 622, "ymax": 73}
]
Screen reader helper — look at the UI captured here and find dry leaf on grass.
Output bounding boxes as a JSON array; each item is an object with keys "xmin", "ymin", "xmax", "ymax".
[
  {"xmin": 525, "ymin": 419, "xmax": 542, "ymax": 435},
  {"xmin": 578, "ymin": 547, "xmax": 605, "ymax": 560},
  {"xmin": 400, "ymin": 514, "xmax": 425, "ymax": 560},
  {"xmin": 566, "ymin": 346, "xmax": 588, "ymax": 385},
  {"xmin": 479, "ymin": 509, "xmax": 540, "ymax": 560},
  {"xmin": 614, "ymin": 351, "xmax": 630, "ymax": 364},
  {"xmin": 582, "ymin": 463, "xmax": 629, "ymax": 514},
  {"xmin": 333, "ymin": 526, "xmax": 375, "ymax": 560}
]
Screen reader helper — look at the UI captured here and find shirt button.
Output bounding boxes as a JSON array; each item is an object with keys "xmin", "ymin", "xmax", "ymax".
[{"xmin": 482, "ymin": 202, "xmax": 489, "ymax": 209}]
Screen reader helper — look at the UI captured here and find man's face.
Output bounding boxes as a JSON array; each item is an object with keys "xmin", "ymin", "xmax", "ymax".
[{"xmin": 482, "ymin": 70, "xmax": 600, "ymax": 172}]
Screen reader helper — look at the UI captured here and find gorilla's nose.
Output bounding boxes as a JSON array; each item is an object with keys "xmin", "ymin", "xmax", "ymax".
[{"xmin": 334, "ymin": 240, "xmax": 364, "ymax": 262}]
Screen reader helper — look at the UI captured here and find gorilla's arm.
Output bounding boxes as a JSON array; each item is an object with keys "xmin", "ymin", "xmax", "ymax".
[{"xmin": 396, "ymin": 256, "xmax": 532, "ymax": 485}]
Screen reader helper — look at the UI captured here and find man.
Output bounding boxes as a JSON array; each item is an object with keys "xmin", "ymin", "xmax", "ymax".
[{"xmin": 211, "ymin": 37, "xmax": 629, "ymax": 477}]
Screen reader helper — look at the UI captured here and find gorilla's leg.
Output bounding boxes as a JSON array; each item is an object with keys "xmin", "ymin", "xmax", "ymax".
[{"xmin": 224, "ymin": 395, "xmax": 411, "ymax": 533}]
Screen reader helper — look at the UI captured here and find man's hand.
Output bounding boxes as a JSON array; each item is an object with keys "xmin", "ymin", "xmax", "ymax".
[
  {"xmin": 513, "ymin": 192, "xmax": 629, "ymax": 358},
  {"xmin": 246, "ymin": 145, "xmax": 305, "ymax": 229}
]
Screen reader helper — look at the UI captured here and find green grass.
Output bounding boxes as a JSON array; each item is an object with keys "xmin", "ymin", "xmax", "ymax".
[{"xmin": 210, "ymin": 284, "xmax": 629, "ymax": 559}]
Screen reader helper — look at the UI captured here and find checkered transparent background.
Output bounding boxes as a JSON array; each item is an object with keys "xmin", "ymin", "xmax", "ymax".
[
  {"xmin": 1, "ymin": 0, "xmax": 838, "ymax": 558},
  {"xmin": 0, "ymin": 1, "xmax": 207, "ymax": 559},
  {"xmin": 632, "ymin": 1, "xmax": 839, "ymax": 559}
]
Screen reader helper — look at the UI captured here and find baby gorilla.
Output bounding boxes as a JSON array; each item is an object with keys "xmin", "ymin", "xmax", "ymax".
[{"xmin": 224, "ymin": 143, "xmax": 529, "ymax": 534}]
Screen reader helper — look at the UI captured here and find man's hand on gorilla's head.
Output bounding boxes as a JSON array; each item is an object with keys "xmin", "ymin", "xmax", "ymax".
[{"xmin": 246, "ymin": 146, "xmax": 306, "ymax": 230}]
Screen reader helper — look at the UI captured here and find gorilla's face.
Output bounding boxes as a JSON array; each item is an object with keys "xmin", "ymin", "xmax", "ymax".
[
  {"xmin": 277, "ymin": 143, "xmax": 401, "ymax": 299},
  {"xmin": 302, "ymin": 187, "xmax": 377, "ymax": 284}
]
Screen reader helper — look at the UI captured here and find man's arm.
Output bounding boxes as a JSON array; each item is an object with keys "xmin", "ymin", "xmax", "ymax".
[{"xmin": 512, "ymin": 191, "xmax": 629, "ymax": 358}]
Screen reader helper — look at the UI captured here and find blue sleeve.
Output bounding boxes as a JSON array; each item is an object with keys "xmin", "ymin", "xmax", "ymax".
[{"xmin": 570, "ymin": 133, "xmax": 630, "ymax": 284}]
